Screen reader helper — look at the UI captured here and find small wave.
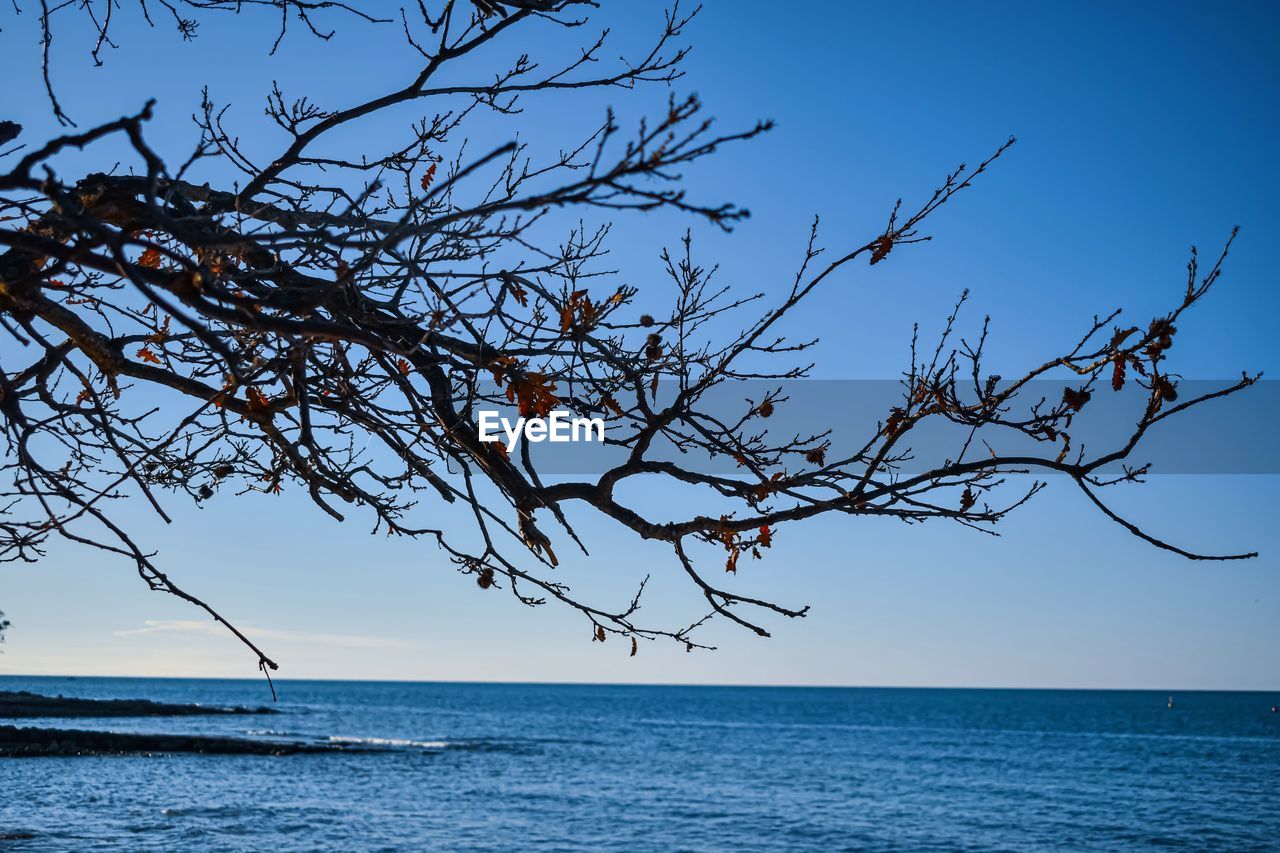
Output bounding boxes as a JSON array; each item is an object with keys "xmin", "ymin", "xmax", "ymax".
[
  {"xmin": 244, "ymin": 729, "xmax": 296, "ymax": 737},
  {"xmin": 323, "ymin": 735, "xmax": 534, "ymax": 754},
  {"xmin": 161, "ymin": 805, "xmax": 261, "ymax": 818},
  {"xmin": 327, "ymin": 735, "xmax": 450, "ymax": 749}
]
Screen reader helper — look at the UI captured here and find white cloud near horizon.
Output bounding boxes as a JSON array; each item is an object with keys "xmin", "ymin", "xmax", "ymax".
[{"xmin": 113, "ymin": 620, "xmax": 415, "ymax": 650}]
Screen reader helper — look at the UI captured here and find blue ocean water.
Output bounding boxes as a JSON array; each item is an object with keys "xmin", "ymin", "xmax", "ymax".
[{"xmin": 1, "ymin": 677, "xmax": 1277, "ymax": 851}]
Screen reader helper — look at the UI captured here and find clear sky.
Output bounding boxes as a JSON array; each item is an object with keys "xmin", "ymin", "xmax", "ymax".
[{"xmin": 1, "ymin": 1, "xmax": 1277, "ymax": 688}]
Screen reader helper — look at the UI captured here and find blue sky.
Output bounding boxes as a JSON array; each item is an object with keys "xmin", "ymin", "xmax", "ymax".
[{"xmin": 1, "ymin": 1, "xmax": 1277, "ymax": 688}]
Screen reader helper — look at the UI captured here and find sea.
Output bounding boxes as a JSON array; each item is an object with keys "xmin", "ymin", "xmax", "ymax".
[{"xmin": 1, "ymin": 677, "xmax": 1277, "ymax": 851}]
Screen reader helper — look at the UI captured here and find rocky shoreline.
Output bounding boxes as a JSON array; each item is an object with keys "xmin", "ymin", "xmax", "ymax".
[
  {"xmin": 0, "ymin": 724, "xmax": 341, "ymax": 757},
  {"xmin": 0, "ymin": 689, "xmax": 276, "ymax": 718},
  {"xmin": 0, "ymin": 689, "xmax": 338, "ymax": 757}
]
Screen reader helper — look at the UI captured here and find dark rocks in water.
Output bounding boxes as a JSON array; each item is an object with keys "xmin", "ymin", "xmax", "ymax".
[
  {"xmin": 0, "ymin": 725, "xmax": 345, "ymax": 757},
  {"xmin": 0, "ymin": 690, "xmax": 276, "ymax": 718}
]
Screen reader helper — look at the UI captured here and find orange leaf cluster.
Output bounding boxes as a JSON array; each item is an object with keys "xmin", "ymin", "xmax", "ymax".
[
  {"xmin": 245, "ymin": 386, "xmax": 272, "ymax": 415},
  {"xmin": 137, "ymin": 247, "xmax": 162, "ymax": 269},
  {"xmin": 147, "ymin": 315, "xmax": 172, "ymax": 344},
  {"xmin": 884, "ymin": 407, "xmax": 906, "ymax": 437},
  {"xmin": 420, "ymin": 163, "xmax": 438, "ymax": 191},
  {"xmin": 506, "ymin": 372, "xmax": 558, "ymax": 418},
  {"xmin": 600, "ymin": 395, "xmax": 624, "ymax": 416},
  {"xmin": 750, "ymin": 471, "xmax": 786, "ymax": 503},
  {"xmin": 507, "ymin": 281, "xmax": 528, "ymax": 307},
  {"xmin": 488, "ymin": 355, "xmax": 519, "ymax": 385},
  {"xmin": 1111, "ymin": 354, "xmax": 1126, "ymax": 391},
  {"xmin": 1154, "ymin": 375, "xmax": 1178, "ymax": 402},
  {"xmin": 1145, "ymin": 319, "xmax": 1176, "ymax": 361},
  {"xmin": 559, "ymin": 289, "xmax": 598, "ymax": 334},
  {"xmin": 717, "ymin": 517, "xmax": 740, "ymax": 573},
  {"xmin": 1062, "ymin": 386, "xmax": 1091, "ymax": 412},
  {"xmin": 870, "ymin": 233, "xmax": 894, "ymax": 265}
]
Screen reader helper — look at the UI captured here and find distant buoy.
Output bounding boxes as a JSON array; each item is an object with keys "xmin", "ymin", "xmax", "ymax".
[{"xmin": 1167, "ymin": 695, "xmax": 1174, "ymax": 709}]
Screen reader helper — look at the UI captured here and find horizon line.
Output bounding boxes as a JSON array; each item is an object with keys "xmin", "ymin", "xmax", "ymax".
[{"xmin": 1, "ymin": 673, "xmax": 1276, "ymax": 693}]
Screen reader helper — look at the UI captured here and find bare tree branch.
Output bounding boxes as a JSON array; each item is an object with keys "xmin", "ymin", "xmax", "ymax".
[{"xmin": 0, "ymin": 0, "xmax": 1258, "ymax": 675}]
